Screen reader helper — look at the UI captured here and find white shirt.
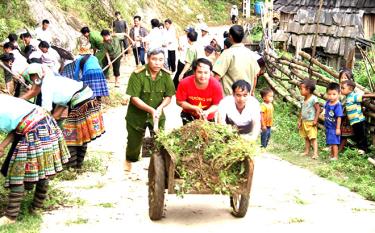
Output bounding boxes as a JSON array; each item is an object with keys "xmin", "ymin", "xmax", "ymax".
[
  {"xmin": 165, "ymin": 26, "xmax": 178, "ymax": 51},
  {"xmin": 145, "ymin": 28, "xmax": 163, "ymax": 51},
  {"xmin": 178, "ymin": 35, "xmax": 189, "ymax": 63},
  {"xmin": 35, "ymin": 27, "xmax": 52, "ymax": 44},
  {"xmin": 218, "ymin": 95, "xmax": 261, "ymax": 140},
  {"xmin": 10, "ymin": 50, "xmax": 28, "ymax": 75},
  {"xmin": 231, "ymin": 8, "xmax": 239, "ymax": 16},
  {"xmin": 134, "ymin": 27, "xmax": 141, "ymax": 47},
  {"xmin": 198, "ymin": 34, "xmax": 212, "ymax": 49},
  {"xmin": 40, "ymin": 48, "xmax": 61, "ymax": 73},
  {"xmin": 11, "ymin": 49, "xmax": 27, "ymax": 65},
  {"xmin": 41, "ymin": 69, "xmax": 83, "ymax": 112}
]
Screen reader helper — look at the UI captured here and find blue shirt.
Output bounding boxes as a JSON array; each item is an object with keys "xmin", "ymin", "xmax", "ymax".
[
  {"xmin": 0, "ymin": 95, "xmax": 36, "ymax": 133},
  {"xmin": 324, "ymin": 101, "xmax": 344, "ymax": 130},
  {"xmin": 73, "ymin": 55, "xmax": 102, "ymax": 81}
]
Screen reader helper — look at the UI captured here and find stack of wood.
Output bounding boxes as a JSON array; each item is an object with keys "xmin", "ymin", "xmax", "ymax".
[{"xmin": 263, "ymin": 50, "xmax": 375, "ymax": 146}]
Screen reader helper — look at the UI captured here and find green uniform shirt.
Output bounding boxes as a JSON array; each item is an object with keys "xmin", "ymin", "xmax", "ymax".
[
  {"xmin": 125, "ymin": 65, "xmax": 176, "ymax": 126},
  {"xmin": 89, "ymin": 31, "xmax": 104, "ymax": 51},
  {"xmin": 104, "ymin": 37, "xmax": 122, "ymax": 59},
  {"xmin": 213, "ymin": 43, "xmax": 260, "ymax": 95},
  {"xmin": 185, "ymin": 43, "xmax": 199, "ymax": 65},
  {"xmin": 89, "ymin": 31, "xmax": 105, "ymax": 66}
]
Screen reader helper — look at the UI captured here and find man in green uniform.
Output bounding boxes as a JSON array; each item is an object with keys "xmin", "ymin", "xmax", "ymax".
[
  {"xmin": 213, "ymin": 25, "xmax": 260, "ymax": 95},
  {"xmin": 80, "ymin": 27, "xmax": 105, "ymax": 66},
  {"xmin": 101, "ymin": 29, "xmax": 122, "ymax": 87},
  {"xmin": 125, "ymin": 48, "xmax": 175, "ymax": 172}
]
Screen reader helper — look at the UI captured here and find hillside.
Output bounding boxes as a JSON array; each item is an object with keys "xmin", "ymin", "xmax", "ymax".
[{"xmin": 0, "ymin": 0, "xmax": 239, "ymax": 50}]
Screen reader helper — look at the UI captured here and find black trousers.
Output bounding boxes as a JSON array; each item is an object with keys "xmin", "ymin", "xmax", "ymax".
[
  {"xmin": 352, "ymin": 121, "xmax": 368, "ymax": 152},
  {"xmin": 173, "ymin": 60, "xmax": 194, "ymax": 89},
  {"xmin": 173, "ymin": 60, "xmax": 185, "ymax": 89},
  {"xmin": 119, "ymin": 39, "xmax": 129, "ymax": 54},
  {"xmin": 168, "ymin": 50, "xmax": 176, "ymax": 72}
]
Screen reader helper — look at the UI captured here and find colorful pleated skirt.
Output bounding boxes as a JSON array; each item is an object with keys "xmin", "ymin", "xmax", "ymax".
[
  {"xmin": 82, "ymin": 69, "xmax": 109, "ymax": 97},
  {"xmin": 4, "ymin": 110, "xmax": 70, "ymax": 187},
  {"xmin": 61, "ymin": 62, "xmax": 76, "ymax": 80},
  {"xmin": 62, "ymin": 99, "xmax": 105, "ymax": 146}
]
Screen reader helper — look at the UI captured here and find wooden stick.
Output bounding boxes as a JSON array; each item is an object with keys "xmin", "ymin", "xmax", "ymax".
[
  {"xmin": 356, "ymin": 45, "xmax": 375, "ymax": 92},
  {"xmin": 299, "ymin": 51, "xmax": 339, "ymax": 79},
  {"xmin": 0, "ymin": 62, "xmax": 29, "ymax": 89},
  {"xmin": 102, "ymin": 44, "xmax": 132, "ymax": 72},
  {"xmin": 102, "ymin": 34, "xmax": 135, "ymax": 72},
  {"xmin": 280, "ymin": 55, "xmax": 319, "ymax": 72},
  {"xmin": 269, "ymin": 53, "xmax": 334, "ymax": 84},
  {"xmin": 312, "ymin": 0, "xmax": 324, "ymax": 58}
]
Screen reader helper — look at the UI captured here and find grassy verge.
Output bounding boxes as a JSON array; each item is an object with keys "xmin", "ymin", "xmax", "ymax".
[
  {"xmin": 268, "ymin": 100, "xmax": 375, "ymax": 201},
  {"xmin": 0, "ymin": 133, "xmax": 111, "ymax": 231}
]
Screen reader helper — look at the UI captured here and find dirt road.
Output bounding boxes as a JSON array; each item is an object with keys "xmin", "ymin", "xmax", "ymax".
[{"xmin": 41, "ymin": 103, "xmax": 375, "ymax": 233}]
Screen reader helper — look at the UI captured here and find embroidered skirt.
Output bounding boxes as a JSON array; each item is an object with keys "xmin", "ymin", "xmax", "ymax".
[
  {"xmin": 82, "ymin": 69, "xmax": 109, "ymax": 97},
  {"xmin": 62, "ymin": 99, "xmax": 105, "ymax": 146},
  {"xmin": 4, "ymin": 112, "xmax": 70, "ymax": 187}
]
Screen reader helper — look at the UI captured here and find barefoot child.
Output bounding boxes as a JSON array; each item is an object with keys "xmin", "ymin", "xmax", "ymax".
[
  {"xmin": 260, "ymin": 88, "xmax": 274, "ymax": 148},
  {"xmin": 340, "ymin": 80, "xmax": 375, "ymax": 154},
  {"xmin": 298, "ymin": 79, "xmax": 321, "ymax": 159},
  {"xmin": 0, "ymin": 94, "xmax": 70, "ymax": 225},
  {"xmin": 324, "ymin": 83, "xmax": 344, "ymax": 160}
]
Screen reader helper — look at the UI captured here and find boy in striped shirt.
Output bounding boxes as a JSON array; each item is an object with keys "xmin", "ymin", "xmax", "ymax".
[{"xmin": 340, "ymin": 80, "xmax": 375, "ymax": 154}]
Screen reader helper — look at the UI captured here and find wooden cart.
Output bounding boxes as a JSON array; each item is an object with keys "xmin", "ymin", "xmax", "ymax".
[{"xmin": 148, "ymin": 146, "xmax": 255, "ymax": 221}]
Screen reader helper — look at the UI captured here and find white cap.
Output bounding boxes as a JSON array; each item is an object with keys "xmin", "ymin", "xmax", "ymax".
[{"xmin": 200, "ymin": 23, "xmax": 209, "ymax": 32}]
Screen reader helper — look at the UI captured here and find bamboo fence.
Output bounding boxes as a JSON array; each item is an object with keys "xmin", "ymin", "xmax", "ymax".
[{"xmin": 263, "ymin": 50, "xmax": 375, "ymax": 146}]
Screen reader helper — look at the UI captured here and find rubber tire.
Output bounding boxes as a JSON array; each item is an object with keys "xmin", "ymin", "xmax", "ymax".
[
  {"xmin": 230, "ymin": 194, "xmax": 249, "ymax": 218},
  {"xmin": 148, "ymin": 152, "xmax": 166, "ymax": 220}
]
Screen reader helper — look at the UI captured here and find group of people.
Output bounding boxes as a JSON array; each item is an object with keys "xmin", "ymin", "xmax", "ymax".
[
  {"xmin": 2, "ymin": 7, "xmax": 372, "ymax": 226},
  {"xmin": 124, "ymin": 24, "xmax": 267, "ymax": 171},
  {"xmin": 0, "ymin": 18, "xmax": 110, "ymax": 224},
  {"xmin": 298, "ymin": 69, "xmax": 375, "ymax": 161}
]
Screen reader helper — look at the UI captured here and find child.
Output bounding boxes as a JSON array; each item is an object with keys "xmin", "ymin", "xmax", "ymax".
[
  {"xmin": 260, "ymin": 88, "xmax": 274, "ymax": 148},
  {"xmin": 324, "ymin": 83, "xmax": 344, "ymax": 160},
  {"xmin": 338, "ymin": 69, "xmax": 354, "ymax": 152},
  {"xmin": 340, "ymin": 80, "xmax": 375, "ymax": 154},
  {"xmin": 298, "ymin": 79, "xmax": 321, "ymax": 159},
  {"xmin": 0, "ymin": 94, "xmax": 70, "ymax": 225}
]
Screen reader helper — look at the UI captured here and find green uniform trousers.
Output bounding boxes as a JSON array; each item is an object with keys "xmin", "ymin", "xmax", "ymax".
[{"xmin": 126, "ymin": 118, "xmax": 165, "ymax": 162}]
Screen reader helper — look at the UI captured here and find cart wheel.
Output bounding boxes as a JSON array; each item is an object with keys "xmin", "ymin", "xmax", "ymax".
[
  {"xmin": 148, "ymin": 152, "xmax": 165, "ymax": 220},
  {"xmin": 230, "ymin": 194, "xmax": 249, "ymax": 217}
]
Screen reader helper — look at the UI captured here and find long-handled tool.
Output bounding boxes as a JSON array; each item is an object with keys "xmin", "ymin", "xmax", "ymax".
[
  {"xmin": 0, "ymin": 61, "xmax": 30, "ymax": 89},
  {"xmin": 102, "ymin": 34, "xmax": 135, "ymax": 72}
]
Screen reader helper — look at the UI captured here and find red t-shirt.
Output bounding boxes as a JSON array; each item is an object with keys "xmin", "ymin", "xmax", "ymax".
[{"xmin": 176, "ymin": 75, "xmax": 223, "ymax": 120}]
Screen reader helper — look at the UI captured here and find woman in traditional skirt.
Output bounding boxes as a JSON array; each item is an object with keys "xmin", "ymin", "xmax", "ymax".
[
  {"xmin": 73, "ymin": 54, "xmax": 109, "ymax": 100},
  {"xmin": 20, "ymin": 63, "xmax": 105, "ymax": 169},
  {"xmin": 0, "ymin": 94, "xmax": 70, "ymax": 225}
]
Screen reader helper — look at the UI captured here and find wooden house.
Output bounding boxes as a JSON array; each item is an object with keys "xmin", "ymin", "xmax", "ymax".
[{"xmin": 273, "ymin": 0, "xmax": 375, "ymax": 69}]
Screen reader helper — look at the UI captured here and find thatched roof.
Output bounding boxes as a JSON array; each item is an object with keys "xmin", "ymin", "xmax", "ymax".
[{"xmin": 274, "ymin": 0, "xmax": 375, "ymax": 14}]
